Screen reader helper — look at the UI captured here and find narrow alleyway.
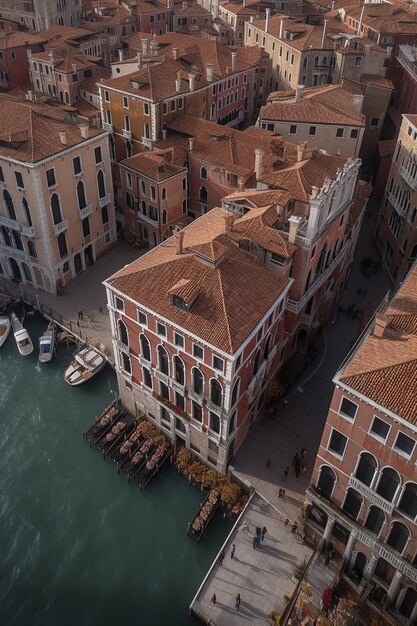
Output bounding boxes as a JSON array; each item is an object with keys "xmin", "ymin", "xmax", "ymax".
[{"xmin": 233, "ymin": 200, "xmax": 391, "ymax": 522}]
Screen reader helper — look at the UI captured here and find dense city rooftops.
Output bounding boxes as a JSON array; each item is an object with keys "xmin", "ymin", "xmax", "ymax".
[{"xmin": 120, "ymin": 150, "xmax": 188, "ymax": 180}]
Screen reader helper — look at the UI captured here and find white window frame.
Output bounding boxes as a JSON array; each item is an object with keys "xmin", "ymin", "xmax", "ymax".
[
  {"xmin": 393, "ymin": 431, "xmax": 416, "ymax": 459},
  {"xmin": 137, "ymin": 309, "xmax": 148, "ymax": 326},
  {"xmin": 156, "ymin": 321, "xmax": 166, "ymax": 337},
  {"xmin": 123, "ymin": 95, "xmax": 129, "ymax": 109},
  {"xmin": 114, "ymin": 296, "xmax": 124, "ymax": 312},
  {"xmin": 174, "ymin": 332, "xmax": 184, "ymax": 348},
  {"xmin": 327, "ymin": 427, "xmax": 348, "ymax": 460},
  {"xmin": 369, "ymin": 415, "xmax": 391, "ymax": 443},
  {"xmin": 338, "ymin": 395, "xmax": 358, "ymax": 422},
  {"xmin": 212, "ymin": 355, "xmax": 224, "ymax": 373},
  {"xmin": 144, "ymin": 101, "xmax": 150, "ymax": 116},
  {"xmin": 104, "ymin": 90, "xmax": 110, "ymax": 102},
  {"xmin": 192, "ymin": 343, "xmax": 204, "ymax": 361}
]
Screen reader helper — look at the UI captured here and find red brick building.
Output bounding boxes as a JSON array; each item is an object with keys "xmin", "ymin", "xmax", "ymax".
[
  {"xmin": 305, "ymin": 263, "xmax": 417, "ymax": 625},
  {"xmin": 104, "ymin": 207, "xmax": 291, "ymax": 471},
  {"xmin": 0, "ymin": 31, "xmax": 45, "ymax": 91}
]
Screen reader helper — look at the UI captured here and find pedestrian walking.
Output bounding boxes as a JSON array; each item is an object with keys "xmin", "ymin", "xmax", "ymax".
[
  {"xmin": 253, "ymin": 535, "xmax": 258, "ymax": 549},
  {"xmin": 77, "ymin": 319, "xmax": 80, "ymax": 328},
  {"xmin": 235, "ymin": 593, "xmax": 241, "ymax": 610},
  {"xmin": 266, "ymin": 458, "xmax": 271, "ymax": 469},
  {"xmin": 256, "ymin": 534, "xmax": 261, "ymax": 548},
  {"xmin": 284, "ymin": 466, "xmax": 289, "ymax": 479},
  {"xmin": 261, "ymin": 526, "xmax": 267, "ymax": 541},
  {"xmin": 300, "ymin": 447, "xmax": 307, "ymax": 459},
  {"xmin": 218, "ymin": 551, "xmax": 225, "ymax": 566},
  {"xmin": 78, "ymin": 310, "xmax": 83, "ymax": 320},
  {"xmin": 211, "ymin": 593, "xmax": 217, "ymax": 605},
  {"xmin": 230, "ymin": 543, "xmax": 236, "ymax": 559},
  {"xmin": 279, "ymin": 488, "xmax": 283, "ymax": 498},
  {"xmin": 291, "ymin": 522, "xmax": 298, "ymax": 534},
  {"xmin": 99, "ymin": 306, "xmax": 103, "ymax": 314}
]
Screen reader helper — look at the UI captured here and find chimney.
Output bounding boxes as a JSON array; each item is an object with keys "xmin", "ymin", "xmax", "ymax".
[
  {"xmin": 182, "ymin": 0, "xmax": 187, "ymax": 8},
  {"xmin": 288, "ymin": 215, "xmax": 302, "ymax": 244},
  {"xmin": 27, "ymin": 49, "xmax": 32, "ymax": 58},
  {"xmin": 297, "ymin": 145, "xmax": 304, "ymax": 162},
  {"xmin": 80, "ymin": 124, "xmax": 89, "ymax": 139},
  {"xmin": 189, "ymin": 136, "xmax": 194, "ymax": 151},
  {"xmin": 356, "ymin": 5, "xmax": 364, "ymax": 36},
  {"xmin": 238, "ymin": 176, "xmax": 244, "ymax": 190},
  {"xmin": 352, "ymin": 94, "xmax": 364, "ymax": 112},
  {"xmin": 142, "ymin": 38, "xmax": 149, "ymax": 56},
  {"xmin": 176, "ymin": 77, "xmax": 182, "ymax": 93},
  {"xmin": 118, "ymin": 49, "xmax": 124, "ymax": 62},
  {"xmin": 172, "ymin": 47, "xmax": 179, "ymax": 60},
  {"xmin": 250, "ymin": 15, "xmax": 254, "ymax": 23},
  {"xmin": 206, "ymin": 63, "xmax": 214, "ymax": 81},
  {"xmin": 59, "ymin": 131, "xmax": 68, "ymax": 145},
  {"xmin": 231, "ymin": 51, "xmax": 237, "ymax": 73},
  {"xmin": 265, "ymin": 8, "xmax": 270, "ymax": 34},
  {"xmin": 373, "ymin": 312, "xmax": 388, "ymax": 337},
  {"xmin": 279, "ymin": 18, "xmax": 284, "ymax": 39},
  {"xmin": 295, "ymin": 84, "xmax": 304, "ymax": 102},
  {"xmin": 224, "ymin": 212, "xmax": 235, "ymax": 234},
  {"xmin": 176, "ymin": 230, "xmax": 184, "ymax": 255},
  {"xmin": 27, "ymin": 89, "xmax": 33, "ymax": 101},
  {"xmin": 254, "ymin": 148, "xmax": 263, "ymax": 178},
  {"xmin": 321, "ymin": 20, "xmax": 327, "ymax": 49},
  {"xmin": 189, "ymin": 74, "xmax": 195, "ymax": 91},
  {"xmin": 243, "ymin": 0, "xmax": 246, "ymax": 5},
  {"xmin": 137, "ymin": 50, "xmax": 142, "ymax": 66}
]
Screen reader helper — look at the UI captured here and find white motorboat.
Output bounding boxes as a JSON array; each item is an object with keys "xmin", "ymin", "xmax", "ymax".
[
  {"xmin": 11, "ymin": 312, "xmax": 33, "ymax": 356},
  {"xmin": 0, "ymin": 316, "xmax": 11, "ymax": 348},
  {"xmin": 64, "ymin": 346, "xmax": 106, "ymax": 386},
  {"xmin": 38, "ymin": 322, "xmax": 57, "ymax": 363}
]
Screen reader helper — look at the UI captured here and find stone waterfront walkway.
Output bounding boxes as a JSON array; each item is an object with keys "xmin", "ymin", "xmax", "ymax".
[
  {"xmin": 0, "ymin": 241, "xmax": 144, "ymax": 360},
  {"xmin": 190, "ymin": 492, "xmax": 314, "ymax": 625},
  {"xmin": 232, "ymin": 200, "xmax": 391, "ymax": 524}
]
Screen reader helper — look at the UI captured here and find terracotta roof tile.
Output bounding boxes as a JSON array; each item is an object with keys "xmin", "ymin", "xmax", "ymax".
[
  {"xmin": 0, "ymin": 32, "xmax": 46, "ymax": 49},
  {"xmin": 120, "ymin": 150, "xmax": 187, "ymax": 180},
  {"xmin": 106, "ymin": 207, "xmax": 287, "ymax": 354}
]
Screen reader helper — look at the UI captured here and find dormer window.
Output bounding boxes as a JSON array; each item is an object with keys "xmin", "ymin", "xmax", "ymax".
[{"xmin": 172, "ymin": 295, "xmax": 189, "ymax": 311}]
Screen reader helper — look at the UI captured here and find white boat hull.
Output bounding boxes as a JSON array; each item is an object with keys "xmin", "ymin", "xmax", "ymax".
[
  {"xmin": 11, "ymin": 313, "xmax": 33, "ymax": 356},
  {"xmin": 64, "ymin": 347, "xmax": 106, "ymax": 386},
  {"xmin": 39, "ymin": 323, "xmax": 56, "ymax": 363},
  {"xmin": 0, "ymin": 316, "xmax": 11, "ymax": 348}
]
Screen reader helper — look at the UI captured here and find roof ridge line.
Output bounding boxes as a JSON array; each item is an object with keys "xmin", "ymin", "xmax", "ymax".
[{"xmin": 340, "ymin": 356, "xmax": 417, "ymax": 381}]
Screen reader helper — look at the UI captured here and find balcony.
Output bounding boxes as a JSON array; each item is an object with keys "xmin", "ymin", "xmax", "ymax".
[
  {"xmin": 171, "ymin": 379, "xmax": 186, "ymax": 395},
  {"xmin": 79, "ymin": 204, "xmax": 93, "ymax": 219},
  {"xmin": 122, "ymin": 128, "xmax": 132, "ymax": 140},
  {"xmin": 0, "ymin": 215, "xmax": 34, "ymax": 237},
  {"xmin": 188, "ymin": 388, "xmax": 204, "ymax": 404},
  {"xmin": 99, "ymin": 193, "xmax": 111, "ymax": 208},
  {"xmin": 142, "ymin": 137, "xmax": 153, "ymax": 149},
  {"xmin": 53, "ymin": 219, "xmax": 68, "ymax": 235},
  {"xmin": 153, "ymin": 391, "xmax": 189, "ymax": 420},
  {"xmin": 348, "ymin": 475, "xmax": 394, "ymax": 514},
  {"xmin": 102, "ymin": 122, "xmax": 113, "ymax": 132},
  {"xmin": 388, "ymin": 191, "xmax": 406, "ymax": 217},
  {"xmin": 206, "ymin": 397, "xmax": 222, "ymax": 416},
  {"xmin": 154, "ymin": 368, "xmax": 169, "ymax": 386},
  {"xmin": 400, "ymin": 166, "xmax": 417, "ymax": 190},
  {"xmin": 286, "ymin": 243, "xmax": 350, "ymax": 315},
  {"xmin": 314, "ymin": 62, "xmax": 332, "ymax": 70},
  {"xmin": 137, "ymin": 212, "xmax": 158, "ymax": 227}
]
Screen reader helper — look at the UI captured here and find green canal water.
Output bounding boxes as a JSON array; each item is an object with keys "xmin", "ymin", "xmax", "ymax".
[{"xmin": 0, "ymin": 315, "xmax": 232, "ymax": 626}]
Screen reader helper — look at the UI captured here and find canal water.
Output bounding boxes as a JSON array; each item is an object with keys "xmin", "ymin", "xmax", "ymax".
[{"xmin": 0, "ymin": 315, "xmax": 232, "ymax": 626}]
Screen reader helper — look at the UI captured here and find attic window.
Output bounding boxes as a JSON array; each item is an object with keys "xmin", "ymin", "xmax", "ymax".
[
  {"xmin": 210, "ymin": 133, "xmax": 225, "ymax": 141},
  {"xmin": 131, "ymin": 80, "xmax": 143, "ymax": 89},
  {"xmin": 172, "ymin": 295, "xmax": 190, "ymax": 311}
]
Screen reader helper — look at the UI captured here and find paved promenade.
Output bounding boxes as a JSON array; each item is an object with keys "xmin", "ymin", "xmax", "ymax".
[
  {"xmin": 233, "ymin": 200, "xmax": 391, "ymax": 524},
  {"xmin": 0, "ymin": 241, "xmax": 144, "ymax": 360},
  {"xmin": 190, "ymin": 492, "xmax": 314, "ymax": 625}
]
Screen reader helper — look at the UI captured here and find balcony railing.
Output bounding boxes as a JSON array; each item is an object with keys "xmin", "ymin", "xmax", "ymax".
[
  {"xmin": 188, "ymin": 388, "xmax": 204, "ymax": 404},
  {"xmin": 400, "ymin": 166, "xmax": 417, "ymax": 190},
  {"xmin": 53, "ymin": 219, "xmax": 69, "ymax": 235},
  {"xmin": 102, "ymin": 122, "xmax": 113, "ymax": 132},
  {"xmin": 122, "ymin": 128, "xmax": 132, "ymax": 140},
  {"xmin": 99, "ymin": 193, "xmax": 111, "ymax": 208},
  {"xmin": 286, "ymin": 243, "xmax": 350, "ymax": 315},
  {"xmin": 154, "ymin": 368, "xmax": 169, "ymax": 386},
  {"xmin": 314, "ymin": 62, "xmax": 332, "ymax": 69},
  {"xmin": 142, "ymin": 137, "xmax": 153, "ymax": 149},
  {"xmin": 388, "ymin": 191, "xmax": 406, "ymax": 217},
  {"xmin": 137, "ymin": 212, "xmax": 158, "ymax": 227},
  {"xmin": 171, "ymin": 379, "xmax": 186, "ymax": 395},
  {"xmin": 0, "ymin": 215, "xmax": 34, "ymax": 237},
  {"xmin": 79, "ymin": 205, "xmax": 93, "ymax": 219},
  {"xmin": 348, "ymin": 476, "xmax": 395, "ymax": 514},
  {"xmin": 153, "ymin": 391, "xmax": 189, "ymax": 420},
  {"xmin": 206, "ymin": 397, "xmax": 222, "ymax": 416}
]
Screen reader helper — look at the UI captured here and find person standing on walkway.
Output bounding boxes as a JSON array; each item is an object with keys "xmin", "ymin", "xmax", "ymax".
[
  {"xmin": 253, "ymin": 535, "xmax": 258, "ymax": 549},
  {"xmin": 230, "ymin": 543, "xmax": 236, "ymax": 559},
  {"xmin": 261, "ymin": 526, "xmax": 267, "ymax": 541},
  {"xmin": 235, "ymin": 593, "xmax": 241, "ymax": 610},
  {"xmin": 284, "ymin": 466, "xmax": 289, "ymax": 479},
  {"xmin": 211, "ymin": 593, "xmax": 217, "ymax": 605},
  {"xmin": 218, "ymin": 551, "xmax": 225, "ymax": 566},
  {"xmin": 78, "ymin": 310, "xmax": 83, "ymax": 320}
]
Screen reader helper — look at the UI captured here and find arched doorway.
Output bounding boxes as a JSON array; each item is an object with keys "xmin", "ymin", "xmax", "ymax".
[
  {"xmin": 33, "ymin": 267, "xmax": 44, "ymax": 289},
  {"xmin": 84, "ymin": 245, "xmax": 93, "ymax": 266},
  {"xmin": 74, "ymin": 253, "xmax": 83, "ymax": 274},
  {"xmin": 348, "ymin": 552, "xmax": 366, "ymax": 584},
  {"xmin": 9, "ymin": 257, "xmax": 21, "ymax": 280}
]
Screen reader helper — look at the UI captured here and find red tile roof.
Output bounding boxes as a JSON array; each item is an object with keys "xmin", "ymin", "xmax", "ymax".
[
  {"xmin": 120, "ymin": 150, "xmax": 187, "ymax": 180},
  {"xmin": 106, "ymin": 207, "xmax": 288, "ymax": 354}
]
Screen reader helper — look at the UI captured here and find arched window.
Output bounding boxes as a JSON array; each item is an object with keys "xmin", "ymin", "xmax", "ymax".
[
  {"xmin": 162, "ymin": 209, "xmax": 167, "ymax": 225},
  {"xmin": 355, "ymin": 452, "xmax": 377, "ymax": 487},
  {"xmin": 21, "ymin": 262, "xmax": 32, "ymax": 282},
  {"xmin": 182, "ymin": 177, "xmax": 187, "ymax": 191},
  {"xmin": 51, "ymin": 193, "xmax": 62, "ymax": 225},
  {"xmin": 349, "ymin": 552, "xmax": 366, "ymax": 584},
  {"xmin": 144, "ymin": 123, "xmax": 150, "ymax": 139},
  {"xmin": 3, "ymin": 190, "xmax": 16, "ymax": 220},
  {"xmin": 157, "ymin": 345, "xmax": 169, "ymax": 375},
  {"xmin": 97, "ymin": 170, "xmax": 106, "ymax": 199},
  {"xmin": 192, "ymin": 367, "xmax": 203, "ymax": 395},
  {"xmin": 399, "ymin": 587, "xmax": 417, "ymax": 620},
  {"xmin": 28, "ymin": 241, "xmax": 37, "ymax": 258},
  {"xmin": 199, "ymin": 186, "xmax": 208, "ymax": 203},
  {"xmin": 210, "ymin": 379, "xmax": 222, "ymax": 407},
  {"xmin": 303, "ymin": 57, "xmax": 307, "ymax": 68},
  {"xmin": 314, "ymin": 56, "xmax": 319, "ymax": 66},
  {"xmin": 118, "ymin": 319, "xmax": 128, "ymax": 345},
  {"xmin": 376, "ymin": 468, "xmax": 400, "ymax": 503},
  {"xmin": 342, "ymin": 488, "xmax": 362, "ymax": 520},
  {"xmin": 316, "ymin": 466, "xmax": 336, "ymax": 500},
  {"xmin": 253, "ymin": 348, "xmax": 261, "ymax": 376},
  {"xmin": 398, "ymin": 483, "xmax": 417, "ymax": 519},
  {"xmin": 12, "ymin": 231, "xmax": 23, "ymax": 250},
  {"xmin": 76, "ymin": 180, "xmax": 87, "ymax": 210},
  {"xmin": 182, "ymin": 199, "xmax": 187, "ymax": 214},
  {"xmin": 231, "ymin": 378, "xmax": 239, "ymax": 407},
  {"xmin": 264, "ymin": 334, "xmax": 272, "ymax": 360},
  {"xmin": 22, "ymin": 197, "xmax": 32, "ymax": 226},
  {"xmin": 387, "ymin": 521, "xmax": 410, "ymax": 554},
  {"xmin": 124, "ymin": 115, "xmax": 130, "ymax": 131},
  {"xmin": 173, "ymin": 355, "xmax": 184, "ymax": 385},
  {"xmin": 200, "ymin": 167, "xmax": 207, "ymax": 180},
  {"xmin": 364, "ymin": 506, "xmax": 385, "ymax": 535},
  {"xmin": 162, "ymin": 187, "xmax": 167, "ymax": 201},
  {"xmin": 228, "ymin": 410, "xmax": 236, "ymax": 436},
  {"xmin": 109, "ymin": 136, "xmax": 116, "ymax": 160},
  {"xmin": 57, "ymin": 232, "xmax": 68, "ymax": 258},
  {"xmin": 140, "ymin": 333, "xmax": 151, "ymax": 361},
  {"xmin": 322, "ymin": 56, "xmax": 327, "ymax": 65}
]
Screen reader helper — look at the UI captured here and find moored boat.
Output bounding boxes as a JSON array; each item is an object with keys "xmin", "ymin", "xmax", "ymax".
[
  {"xmin": 64, "ymin": 346, "xmax": 106, "ymax": 386},
  {"xmin": 38, "ymin": 322, "xmax": 57, "ymax": 363},
  {"xmin": 11, "ymin": 312, "xmax": 33, "ymax": 356},
  {"xmin": 0, "ymin": 316, "xmax": 11, "ymax": 348}
]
